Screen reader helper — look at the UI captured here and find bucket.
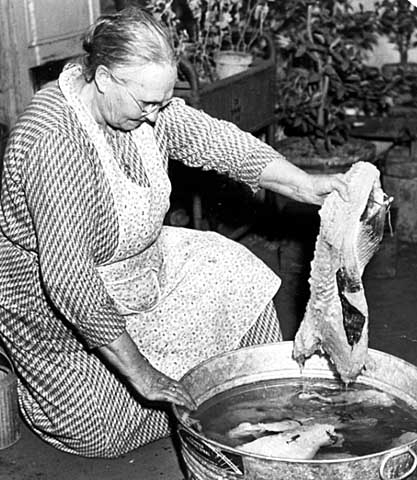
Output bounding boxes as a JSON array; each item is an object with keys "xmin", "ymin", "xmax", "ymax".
[
  {"xmin": 173, "ymin": 342, "xmax": 417, "ymax": 480},
  {"xmin": 0, "ymin": 347, "xmax": 20, "ymax": 449},
  {"xmin": 214, "ymin": 51, "xmax": 253, "ymax": 80}
]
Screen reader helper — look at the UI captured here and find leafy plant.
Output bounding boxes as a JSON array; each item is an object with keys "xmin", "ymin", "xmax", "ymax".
[
  {"xmin": 202, "ymin": 0, "xmax": 270, "ymax": 53},
  {"xmin": 376, "ymin": 0, "xmax": 417, "ymax": 66},
  {"xmin": 147, "ymin": 0, "xmax": 272, "ymax": 81},
  {"xmin": 270, "ymin": 0, "xmax": 387, "ymax": 151},
  {"xmin": 373, "ymin": 0, "xmax": 417, "ymax": 110}
]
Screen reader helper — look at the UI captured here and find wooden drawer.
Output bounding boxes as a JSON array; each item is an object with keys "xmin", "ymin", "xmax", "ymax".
[{"xmin": 175, "ymin": 59, "xmax": 276, "ymax": 134}]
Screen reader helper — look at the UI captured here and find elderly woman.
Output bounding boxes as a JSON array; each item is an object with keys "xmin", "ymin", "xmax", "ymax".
[{"xmin": 0, "ymin": 8, "xmax": 346, "ymax": 458}]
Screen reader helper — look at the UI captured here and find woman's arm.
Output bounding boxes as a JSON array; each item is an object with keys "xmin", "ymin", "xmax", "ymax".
[
  {"xmin": 157, "ymin": 98, "xmax": 278, "ymax": 192},
  {"xmin": 97, "ymin": 331, "xmax": 196, "ymax": 410},
  {"xmin": 158, "ymin": 99, "xmax": 347, "ymax": 202},
  {"xmin": 259, "ymin": 156, "xmax": 348, "ymax": 205},
  {"xmin": 26, "ymin": 130, "xmax": 195, "ymax": 408}
]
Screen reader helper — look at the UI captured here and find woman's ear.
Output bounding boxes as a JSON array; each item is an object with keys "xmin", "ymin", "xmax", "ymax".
[{"xmin": 95, "ymin": 65, "xmax": 112, "ymax": 94}]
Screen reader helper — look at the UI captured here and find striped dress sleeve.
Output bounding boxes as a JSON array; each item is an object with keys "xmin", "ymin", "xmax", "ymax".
[
  {"xmin": 157, "ymin": 98, "xmax": 286, "ymax": 192},
  {"xmin": 24, "ymin": 128, "xmax": 126, "ymax": 349}
]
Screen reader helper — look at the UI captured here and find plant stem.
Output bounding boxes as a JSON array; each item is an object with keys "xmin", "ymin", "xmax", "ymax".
[
  {"xmin": 246, "ymin": 4, "xmax": 262, "ymax": 52},
  {"xmin": 236, "ymin": 0, "xmax": 257, "ymax": 52},
  {"xmin": 307, "ymin": 4, "xmax": 326, "ymax": 130}
]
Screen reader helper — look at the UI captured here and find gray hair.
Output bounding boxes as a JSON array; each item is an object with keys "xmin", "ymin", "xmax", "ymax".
[{"xmin": 82, "ymin": 7, "xmax": 176, "ymax": 81}]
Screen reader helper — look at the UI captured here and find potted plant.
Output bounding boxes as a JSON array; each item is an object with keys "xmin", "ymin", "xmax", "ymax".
[
  {"xmin": 144, "ymin": 0, "xmax": 278, "ymax": 232},
  {"xmin": 375, "ymin": 0, "xmax": 417, "ymax": 113},
  {"xmin": 207, "ymin": 0, "xmax": 271, "ymax": 79},
  {"xmin": 147, "ymin": 0, "xmax": 273, "ymax": 81},
  {"xmin": 269, "ymin": 0, "xmax": 384, "ymax": 168},
  {"xmin": 376, "ymin": 0, "xmax": 417, "ymax": 73},
  {"xmin": 144, "ymin": 0, "xmax": 277, "ymax": 138}
]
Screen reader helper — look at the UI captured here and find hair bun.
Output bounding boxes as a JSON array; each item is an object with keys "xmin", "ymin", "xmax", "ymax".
[
  {"xmin": 82, "ymin": 17, "xmax": 112, "ymax": 54},
  {"xmin": 82, "ymin": 24, "xmax": 96, "ymax": 54}
]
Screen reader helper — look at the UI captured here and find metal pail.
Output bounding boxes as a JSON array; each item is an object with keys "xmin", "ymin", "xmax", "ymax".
[
  {"xmin": 173, "ymin": 342, "xmax": 417, "ymax": 480},
  {"xmin": 0, "ymin": 347, "xmax": 20, "ymax": 449}
]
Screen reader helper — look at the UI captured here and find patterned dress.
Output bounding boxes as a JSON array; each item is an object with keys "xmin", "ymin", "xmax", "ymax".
[{"xmin": 0, "ymin": 65, "xmax": 283, "ymax": 458}]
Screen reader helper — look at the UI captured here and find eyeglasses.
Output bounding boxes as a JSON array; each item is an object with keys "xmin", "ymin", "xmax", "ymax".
[{"xmin": 109, "ymin": 71, "xmax": 170, "ymax": 115}]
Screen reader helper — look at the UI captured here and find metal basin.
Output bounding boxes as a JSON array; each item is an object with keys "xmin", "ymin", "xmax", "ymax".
[{"xmin": 173, "ymin": 342, "xmax": 417, "ymax": 480}]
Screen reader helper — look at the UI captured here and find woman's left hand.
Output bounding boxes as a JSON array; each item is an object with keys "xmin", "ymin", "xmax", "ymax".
[
  {"xmin": 308, "ymin": 173, "xmax": 349, "ymax": 205},
  {"xmin": 259, "ymin": 156, "xmax": 349, "ymax": 206}
]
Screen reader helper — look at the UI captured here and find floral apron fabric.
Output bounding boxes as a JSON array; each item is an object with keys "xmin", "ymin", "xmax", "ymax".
[{"xmin": 59, "ymin": 65, "xmax": 281, "ymax": 380}]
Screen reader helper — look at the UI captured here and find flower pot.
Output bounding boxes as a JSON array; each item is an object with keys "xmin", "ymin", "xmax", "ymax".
[
  {"xmin": 381, "ymin": 62, "xmax": 417, "ymax": 79},
  {"xmin": 214, "ymin": 51, "xmax": 253, "ymax": 80},
  {"xmin": 275, "ymin": 136, "xmax": 376, "ymax": 173}
]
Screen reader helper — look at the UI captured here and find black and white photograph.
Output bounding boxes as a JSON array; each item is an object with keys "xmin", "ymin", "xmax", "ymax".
[{"xmin": 0, "ymin": 0, "xmax": 417, "ymax": 478}]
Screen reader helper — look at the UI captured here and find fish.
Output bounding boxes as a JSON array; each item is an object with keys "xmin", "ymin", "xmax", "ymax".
[
  {"xmin": 297, "ymin": 388, "xmax": 395, "ymax": 407},
  {"xmin": 237, "ymin": 423, "xmax": 338, "ymax": 460},
  {"xmin": 293, "ymin": 162, "xmax": 391, "ymax": 383},
  {"xmin": 297, "ymin": 391, "xmax": 334, "ymax": 403},
  {"xmin": 391, "ymin": 431, "xmax": 417, "ymax": 448},
  {"xmin": 228, "ymin": 419, "xmax": 303, "ymax": 439}
]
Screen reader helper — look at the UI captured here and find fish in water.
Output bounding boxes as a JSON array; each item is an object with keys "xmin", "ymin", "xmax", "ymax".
[
  {"xmin": 293, "ymin": 162, "xmax": 391, "ymax": 383},
  {"xmin": 237, "ymin": 423, "xmax": 338, "ymax": 460},
  {"xmin": 298, "ymin": 388, "xmax": 395, "ymax": 407},
  {"xmin": 228, "ymin": 419, "xmax": 303, "ymax": 439},
  {"xmin": 391, "ymin": 431, "xmax": 417, "ymax": 448}
]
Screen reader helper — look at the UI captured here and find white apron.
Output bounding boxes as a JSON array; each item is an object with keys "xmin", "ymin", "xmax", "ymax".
[{"xmin": 59, "ymin": 65, "xmax": 281, "ymax": 380}]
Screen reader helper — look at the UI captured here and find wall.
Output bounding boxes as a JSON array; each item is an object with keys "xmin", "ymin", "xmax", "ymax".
[{"xmin": 352, "ymin": 0, "xmax": 417, "ymax": 67}]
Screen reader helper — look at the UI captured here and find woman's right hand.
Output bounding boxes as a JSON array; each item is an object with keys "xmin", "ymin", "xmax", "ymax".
[
  {"xmin": 136, "ymin": 360, "xmax": 197, "ymax": 411},
  {"xmin": 97, "ymin": 331, "xmax": 197, "ymax": 411}
]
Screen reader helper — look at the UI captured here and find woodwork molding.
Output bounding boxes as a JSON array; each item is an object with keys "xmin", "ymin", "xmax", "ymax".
[
  {"xmin": 0, "ymin": 0, "xmax": 32, "ymax": 128},
  {"xmin": 0, "ymin": 0, "xmax": 100, "ymax": 130}
]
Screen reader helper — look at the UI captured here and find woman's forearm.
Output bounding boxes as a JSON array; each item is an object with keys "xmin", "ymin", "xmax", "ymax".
[
  {"xmin": 259, "ymin": 156, "xmax": 348, "ymax": 205},
  {"xmin": 259, "ymin": 156, "xmax": 313, "ymax": 203},
  {"xmin": 97, "ymin": 331, "xmax": 197, "ymax": 409},
  {"xmin": 97, "ymin": 331, "xmax": 151, "ymax": 387}
]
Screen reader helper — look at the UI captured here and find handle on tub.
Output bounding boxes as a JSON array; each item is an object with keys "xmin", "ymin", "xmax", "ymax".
[{"xmin": 380, "ymin": 447, "xmax": 417, "ymax": 480}]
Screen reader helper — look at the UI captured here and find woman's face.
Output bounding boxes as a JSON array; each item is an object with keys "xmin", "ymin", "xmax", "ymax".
[{"xmin": 98, "ymin": 62, "xmax": 177, "ymax": 131}]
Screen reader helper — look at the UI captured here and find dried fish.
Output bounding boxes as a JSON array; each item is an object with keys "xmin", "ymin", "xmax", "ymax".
[
  {"xmin": 293, "ymin": 162, "xmax": 390, "ymax": 383},
  {"xmin": 237, "ymin": 423, "xmax": 338, "ymax": 460}
]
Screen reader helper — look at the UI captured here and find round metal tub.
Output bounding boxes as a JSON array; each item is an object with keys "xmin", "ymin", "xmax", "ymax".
[{"xmin": 173, "ymin": 342, "xmax": 417, "ymax": 480}]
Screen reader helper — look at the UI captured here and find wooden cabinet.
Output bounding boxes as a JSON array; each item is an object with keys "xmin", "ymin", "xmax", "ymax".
[
  {"xmin": 169, "ymin": 51, "xmax": 277, "ymax": 231},
  {"xmin": 0, "ymin": 0, "xmax": 100, "ymax": 128},
  {"xmin": 174, "ymin": 37, "xmax": 277, "ymax": 146}
]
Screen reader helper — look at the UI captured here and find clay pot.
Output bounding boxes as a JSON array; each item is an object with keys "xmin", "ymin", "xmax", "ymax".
[{"xmin": 214, "ymin": 51, "xmax": 253, "ymax": 80}]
